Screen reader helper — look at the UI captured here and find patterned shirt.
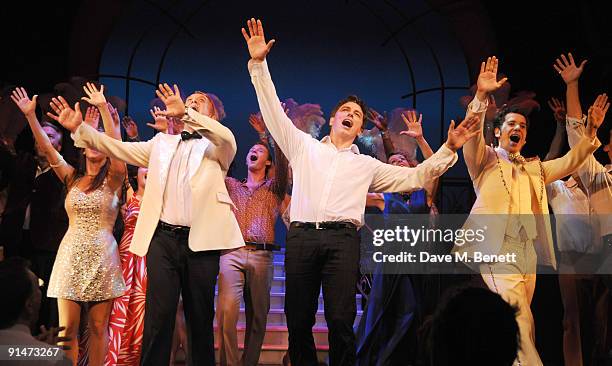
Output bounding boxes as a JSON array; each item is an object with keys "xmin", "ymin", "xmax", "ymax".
[{"xmin": 225, "ymin": 177, "xmax": 282, "ymax": 243}]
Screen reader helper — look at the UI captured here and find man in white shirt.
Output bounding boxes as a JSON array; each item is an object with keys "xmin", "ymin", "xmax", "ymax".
[
  {"xmin": 454, "ymin": 55, "xmax": 602, "ymax": 366},
  {"xmin": 551, "ymin": 52, "xmax": 611, "ymax": 366},
  {"xmin": 54, "ymin": 85, "xmax": 244, "ymax": 366},
  {"xmin": 241, "ymin": 18, "xmax": 481, "ymax": 365}
]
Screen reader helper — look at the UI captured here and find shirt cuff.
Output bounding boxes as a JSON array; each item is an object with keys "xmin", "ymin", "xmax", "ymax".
[
  {"xmin": 566, "ymin": 115, "xmax": 586, "ymax": 128},
  {"xmin": 70, "ymin": 123, "xmax": 89, "ymax": 148},
  {"xmin": 248, "ymin": 59, "xmax": 269, "ymax": 77},
  {"xmin": 467, "ymin": 96, "xmax": 488, "ymax": 113}
]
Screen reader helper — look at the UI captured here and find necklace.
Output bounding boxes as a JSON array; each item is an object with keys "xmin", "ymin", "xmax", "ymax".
[{"xmin": 494, "ymin": 151, "xmax": 544, "ymax": 209}]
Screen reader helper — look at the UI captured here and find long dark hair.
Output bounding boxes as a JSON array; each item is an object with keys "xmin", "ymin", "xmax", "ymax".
[{"xmin": 65, "ymin": 149, "xmax": 110, "ymax": 193}]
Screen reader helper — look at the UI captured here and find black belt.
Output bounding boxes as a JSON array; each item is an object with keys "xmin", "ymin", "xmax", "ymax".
[
  {"xmin": 290, "ymin": 221, "xmax": 357, "ymax": 230},
  {"xmin": 244, "ymin": 242, "xmax": 280, "ymax": 251},
  {"xmin": 158, "ymin": 221, "xmax": 190, "ymax": 235}
]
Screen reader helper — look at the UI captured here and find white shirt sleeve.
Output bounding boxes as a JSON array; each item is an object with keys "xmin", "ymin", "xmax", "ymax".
[{"xmin": 249, "ymin": 59, "xmax": 313, "ymax": 162}]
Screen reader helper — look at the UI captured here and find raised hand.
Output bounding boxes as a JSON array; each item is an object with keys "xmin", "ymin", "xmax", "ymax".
[
  {"xmin": 147, "ymin": 106, "xmax": 169, "ymax": 132},
  {"xmin": 248, "ymin": 114, "xmax": 266, "ymax": 133},
  {"xmin": 155, "ymin": 83, "xmax": 185, "ymax": 117},
  {"xmin": 553, "ymin": 53, "xmax": 587, "ymax": 85},
  {"xmin": 84, "ymin": 106, "xmax": 100, "ymax": 129},
  {"xmin": 476, "ymin": 56, "xmax": 508, "ymax": 97},
  {"xmin": 10, "ymin": 87, "xmax": 38, "ymax": 117},
  {"xmin": 444, "ymin": 115, "xmax": 481, "ymax": 152},
  {"xmin": 122, "ymin": 116, "xmax": 139, "ymax": 138},
  {"xmin": 81, "ymin": 82, "xmax": 107, "ymax": 107},
  {"xmin": 547, "ymin": 97, "xmax": 567, "ymax": 124},
  {"xmin": 399, "ymin": 110, "xmax": 423, "ymax": 138},
  {"xmin": 367, "ymin": 108, "xmax": 388, "ymax": 132},
  {"xmin": 241, "ymin": 18, "xmax": 275, "ymax": 62},
  {"xmin": 107, "ymin": 103, "xmax": 120, "ymax": 126},
  {"xmin": 587, "ymin": 93, "xmax": 609, "ymax": 138},
  {"xmin": 47, "ymin": 96, "xmax": 83, "ymax": 133}
]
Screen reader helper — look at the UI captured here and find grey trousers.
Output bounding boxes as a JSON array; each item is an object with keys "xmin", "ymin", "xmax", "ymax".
[{"xmin": 217, "ymin": 247, "xmax": 274, "ymax": 366}]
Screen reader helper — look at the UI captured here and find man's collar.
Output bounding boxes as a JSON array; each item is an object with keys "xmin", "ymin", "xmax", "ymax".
[{"xmin": 320, "ymin": 135, "xmax": 360, "ymax": 154}]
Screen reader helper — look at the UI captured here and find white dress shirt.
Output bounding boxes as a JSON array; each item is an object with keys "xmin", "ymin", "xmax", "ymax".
[
  {"xmin": 249, "ymin": 59, "xmax": 458, "ymax": 226},
  {"xmin": 546, "ymin": 178, "xmax": 598, "ymax": 253},
  {"xmin": 159, "ymin": 133, "xmax": 199, "ymax": 227},
  {"xmin": 566, "ymin": 116, "xmax": 612, "ymax": 238}
]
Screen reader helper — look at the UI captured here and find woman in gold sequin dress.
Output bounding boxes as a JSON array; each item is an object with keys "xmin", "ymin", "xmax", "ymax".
[{"xmin": 11, "ymin": 85, "xmax": 127, "ymax": 366}]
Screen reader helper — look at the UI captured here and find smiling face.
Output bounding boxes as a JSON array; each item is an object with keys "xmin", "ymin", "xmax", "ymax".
[
  {"xmin": 495, "ymin": 112, "xmax": 528, "ymax": 154},
  {"xmin": 246, "ymin": 143, "xmax": 271, "ymax": 172},
  {"xmin": 186, "ymin": 93, "xmax": 216, "ymax": 119},
  {"xmin": 329, "ymin": 101, "xmax": 365, "ymax": 143}
]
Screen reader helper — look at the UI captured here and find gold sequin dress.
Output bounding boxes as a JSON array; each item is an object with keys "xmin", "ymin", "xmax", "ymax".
[{"xmin": 47, "ymin": 179, "xmax": 126, "ymax": 302}]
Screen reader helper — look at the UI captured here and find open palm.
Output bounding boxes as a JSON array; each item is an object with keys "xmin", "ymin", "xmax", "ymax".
[
  {"xmin": 242, "ymin": 18, "xmax": 275, "ymax": 62},
  {"xmin": 82, "ymin": 82, "xmax": 107, "ymax": 107},
  {"xmin": 445, "ymin": 115, "xmax": 480, "ymax": 151},
  {"xmin": 554, "ymin": 53, "xmax": 586, "ymax": 85},
  {"xmin": 47, "ymin": 96, "xmax": 83, "ymax": 133},
  {"xmin": 400, "ymin": 110, "xmax": 423, "ymax": 138},
  {"xmin": 477, "ymin": 56, "xmax": 507, "ymax": 94},
  {"xmin": 11, "ymin": 87, "xmax": 37, "ymax": 116}
]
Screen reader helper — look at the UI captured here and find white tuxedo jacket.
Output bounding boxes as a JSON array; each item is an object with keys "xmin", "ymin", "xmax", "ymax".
[
  {"xmin": 453, "ymin": 98, "xmax": 600, "ymax": 268},
  {"xmin": 72, "ymin": 108, "xmax": 245, "ymax": 256}
]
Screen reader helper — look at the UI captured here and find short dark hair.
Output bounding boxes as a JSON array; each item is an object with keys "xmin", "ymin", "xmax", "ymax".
[
  {"xmin": 0, "ymin": 257, "xmax": 35, "ymax": 329},
  {"xmin": 330, "ymin": 95, "xmax": 368, "ymax": 129},
  {"xmin": 494, "ymin": 105, "xmax": 530, "ymax": 130}
]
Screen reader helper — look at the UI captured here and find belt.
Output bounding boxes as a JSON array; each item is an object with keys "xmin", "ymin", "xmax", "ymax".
[
  {"xmin": 290, "ymin": 221, "xmax": 357, "ymax": 230},
  {"xmin": 157, "ymin": 221, "xmax": 190, "ymax": 235},
  {"xmin": 244, "ymin": 242, "xmax": 280, "ymax": 251}
]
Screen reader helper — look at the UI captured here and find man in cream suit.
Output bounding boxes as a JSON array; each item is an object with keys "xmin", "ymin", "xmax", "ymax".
[
  {"xmin": 52, "ymin": 84, "xmax": 244, "ymax": 366},
  {"xmin": 454, "ymin": 57, "xmax": 602, "ymax": 366}
]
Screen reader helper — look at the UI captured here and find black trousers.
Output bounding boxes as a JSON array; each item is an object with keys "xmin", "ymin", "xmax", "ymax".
[
  {"xmin": 140, "ymin": 226, "xmax": 220, "ymax": 366},
  {"xmin": 284, "ymin": 226, "xmax": 361, "ymax": 366},
  {"xmin": 32, "ymin": 249, "xmax": 59, "ymax": 329}
]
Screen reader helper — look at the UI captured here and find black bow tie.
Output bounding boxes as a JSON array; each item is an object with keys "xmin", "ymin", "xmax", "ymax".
[{"xmin": 181, "ymin": 131, "xmax": 202, "ymax": 141}]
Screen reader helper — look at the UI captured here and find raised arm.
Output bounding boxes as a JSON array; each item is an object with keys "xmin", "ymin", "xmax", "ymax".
[
  {"xmin": 81, "ymin": 82, "xmax": 126, "ymax": 178},
  {"xmin": 554, "ymin": 52, "xmax": 587, "ymax": 120},
  {"xmin": 154, "ymin": 83, "xmax": 237, "ymax": 170},
  {"xmin": 370, "ymin": 115, "xmax": 480, "ymax": 193},
  {"xmin": 463, "ymin": 57, "xmax": 507, "ymax": 179},
  {"xmin": 11, "ymin": 88, "xmax": 74, "ymax": 182},
  {"xmin": 544, "ymin": 97, "xmax": 567, "ymax": 161},
  {"xmin": 242, "ymin": 18, "xmax": 311, "ymax": 161},
  {"xmin": 399, "ymin": 110, "xmax": 434, "ymax": 159},
  {"xmin": 49, "ymin": 96, "xmax": 153, "ymax": 167},
  {"xmin": 368, "ymin": 109, "xmax": 395, "ymax": 158},
  {"xmin": 542, "ymin": 98, "xmax": 604, "ymax": 184}
]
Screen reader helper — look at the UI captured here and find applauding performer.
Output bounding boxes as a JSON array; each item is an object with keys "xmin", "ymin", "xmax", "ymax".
[
  {"xmin": 454, "ymin": 56, "xmax": 603, "ymax": 366},
  {"xmin": 242, "ymin": 18, "xmax": 480, "ymax": 365},
  {"xmin": 53, "ymin": 85, "xmax": 244, "ymax": 366}
]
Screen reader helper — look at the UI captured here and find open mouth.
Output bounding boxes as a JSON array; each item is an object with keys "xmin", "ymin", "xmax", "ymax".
[
  {"xmin": 249, "ymin": 154, "xmax": 258, "ymax": 162},
  {"xmin": 341, "ymin": 119, "xmax": 353, "ymax": 128},
  {"xmin": 509, "ymin": 133, "xmax": 521, "ymax": 143}
]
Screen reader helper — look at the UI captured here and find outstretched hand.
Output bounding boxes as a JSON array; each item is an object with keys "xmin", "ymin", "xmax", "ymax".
[
  {"xmin": 46, "ymin": 96, "xmax": 83, "ymax": 133},
  {"xmin": 248, "ymin": 114, "xmax": 266, "ymax": 133},
  {"xmin": 476, "ymin": 56, "xmax": 508, "ymax": 98},
  {"xmin": 587, "ymin": 93, "xmax": 609, "ymax": 139},
  {"xmin": 444, "ymin": 115, "xmax": 481, "ymax": 152},
  {"xmin": 242, "ymin": 18, "xmax": 275, "ymax": 62},
  {"xmin": 84, "ymin": 106, "xmax": 100, "ymax": 129},
  {"xmin": 81, "ymin": 82, "xmax": 107, "ymax": 107},
  {"xmin": 155, "ymin": 83, "xmax": 185, "ymax": 117},
  {"xmin": 122, "ymin": 116, "xmax": 139, "ymax": 138},
  {"xmin": 147, "ymin": 106, "xmax": 169, "ymax": 132},
  {"xmin": 10, "ymin": 87, "xmax": 38, "ymax": 117},
  {"xmin": 399, "ymin": 110, "xmax": 423, "ymax": 139},
  {"xmin": 553, "ymin": 53, "xmax": 587, "ymax": 85},
  {"xmin": 367, "ymin": 108, "xmax": 388, "ymax": 132},
  {"xmin": 547, "ymin": 97, "xmax": 566, "ymax": 124}
]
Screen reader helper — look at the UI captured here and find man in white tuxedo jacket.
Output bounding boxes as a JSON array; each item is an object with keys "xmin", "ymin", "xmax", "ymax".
[
  {"xmin": 60, "ymin": 84, "xmax": 244, "ymax": 366},
  {"xmin": 453, "ymin": 57, "xmax": 601, "ymax": 366}
]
